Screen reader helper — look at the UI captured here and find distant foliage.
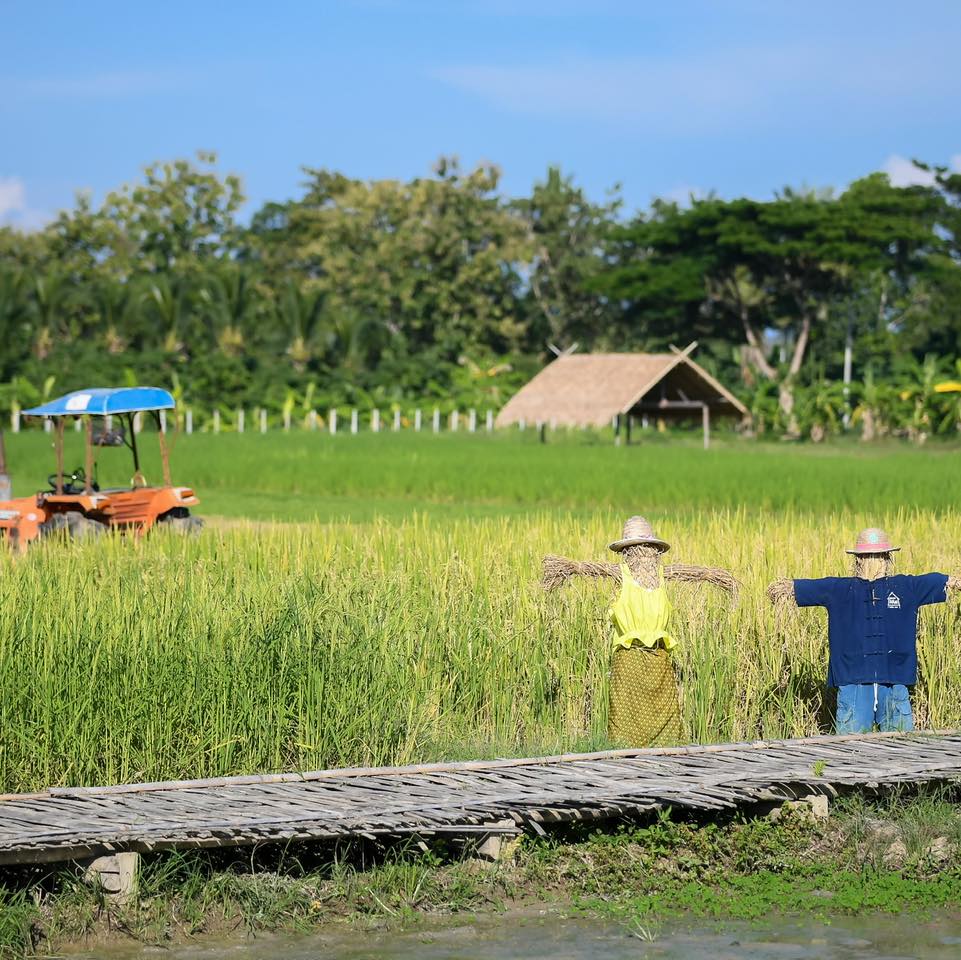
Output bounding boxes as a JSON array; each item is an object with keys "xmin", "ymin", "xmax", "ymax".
[{"xmin": 2, "ymin": 153, "xmax": 961, "ymax": 439}]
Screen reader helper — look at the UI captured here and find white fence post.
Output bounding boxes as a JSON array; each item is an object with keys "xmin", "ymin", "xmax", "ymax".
[
  {"xmin": 186, "ymin": 409, "xmax": 193, "ymax": 435},
  {"xmin": 283, "ymin": 409, "xmax": 291, "ymax": 432},
  {"xmin": 74, "ymin": 418, "xmax": 82, "ymax": 432},
  {"xmin": 519, "ymin": 418, "xmax": 526, "ymax": 431},
  {"xmin": 213, "ymin": 410, "xmax": 220, "ymax": 434},
  {"xmin": 451, "ymin": 410, "xmax": 459, "ymax": 432},
  {"xmin": 134, "ymin": 413, "xmax": 142, "ymax": 434},
  {"xmin": 11, "ymin": 410, "xmax": 19, "ymax": 433},
  {"xmin": 486, "ymin": 410, "xmax": 493, "ymax": 432},
  {"xmin": 372, "ymin": 409, "xmax": 380, "ymax": 433},
  {"xmin": 308, "ymin": 409, "xmax": 318, "ymax": 430},
  {"xmin": 237, "ymin": 409, "xmax": 245, "ymax": 434},
  {"xmin": 260, "ymin": 408, "xmax": 267, "ymax": 433},
  {"xmin": 468, "ymin": 409, "xmax": 476, "ymax": 433},
  {"xmin": 330, "ymin": 409, "xmax": 338, "ymax": 434},
  {"xmin": 159, "ymin": 410, "xmax": 167, "ymax": 433},
  {"xmin": 44, "ymin": 419, "xmax": 51, "ymax": 433},
  {"xmin": 414, "ymin": 409, "xmax": 422, "ymax": 432},
  {"xmin": 393, "ymin": 408, "xmax": 401, "ymax": 431},
  {"xmin": 351, "ymin": 409, "xmax": 358, "ymax": 434},
  {"xmin": 432, "ymin": 408, "xmax": 440, "ymax": 433}
]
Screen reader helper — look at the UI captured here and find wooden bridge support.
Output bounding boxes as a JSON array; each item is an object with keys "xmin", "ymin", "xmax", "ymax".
[{"xmin": 82, "ymin": 852, "xmax": 139, "ymax": 903}]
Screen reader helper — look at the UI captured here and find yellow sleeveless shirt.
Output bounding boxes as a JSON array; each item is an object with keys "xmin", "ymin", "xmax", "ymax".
[{"xmin": 608, "ymin": 563, "xmax": 676, "ymax": 651}]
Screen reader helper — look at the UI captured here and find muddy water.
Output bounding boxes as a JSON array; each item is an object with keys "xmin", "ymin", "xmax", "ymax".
[{"xmin": 70, "ymin": 911, "xmax": 961, "ymax": 959}]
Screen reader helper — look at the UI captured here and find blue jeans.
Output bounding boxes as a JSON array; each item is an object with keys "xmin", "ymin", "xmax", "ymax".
[{"xmin": 836, "ymin": 683, "xmax": 913, "ymax": 734}]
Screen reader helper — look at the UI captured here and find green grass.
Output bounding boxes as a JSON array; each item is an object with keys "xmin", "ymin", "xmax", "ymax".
[
  {"xmin": 1, "ymin": 430, "xmax": 960, "ymax": 791},
  {"xmin": 6, "ymin": 429, "xmax": 961, "ymax": 520}
]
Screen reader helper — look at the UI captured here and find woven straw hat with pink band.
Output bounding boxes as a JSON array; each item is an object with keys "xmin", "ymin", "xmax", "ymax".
[
  {"xmin": 845, "ymin": 527, "xmax": 901, "ymax": 555},
  {"xmin": 609, "ymin": 515, "xmax": 671, "ymax": 553}
]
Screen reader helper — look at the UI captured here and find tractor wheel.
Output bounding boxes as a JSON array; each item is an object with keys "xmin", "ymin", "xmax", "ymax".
[
  {"xmin": 157, "ymin": 514, "xmax": 204, "ymax": 535},
  {"xmin": 66, "ymin": 514, "xmax": 107, "ymax": 540},
  {"xmin": 39, "ymin": 513, "xmax": 70, "ymax": 538}
]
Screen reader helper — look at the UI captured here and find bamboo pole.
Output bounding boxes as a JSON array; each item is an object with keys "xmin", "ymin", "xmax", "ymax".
[
  {"xmin": 54, "ymin": 419, "xmax": 64, "ymax": 494},
  {"xmin": 84, "ymin": 416, "xmax": 94, "ymax": 494}
]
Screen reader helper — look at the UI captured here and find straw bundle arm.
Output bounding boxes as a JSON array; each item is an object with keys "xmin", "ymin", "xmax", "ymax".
[
  {"xmin": 663, "ymin": 563, "xmax": 740, "ymax": 597},
  {"xmin": 767, "ymin": 578, "xmax": 795, "ymax": 605},
  {"xmin": 542, "ymin": 555, "xmax": 618, "ymax": 590},
  {"xmin": 948, "ymin": 575, "xmax": 961, "ymax": 594},
  {"xmin": 542, "ymin": 555, "xmax": 739, "ymax": 597}
]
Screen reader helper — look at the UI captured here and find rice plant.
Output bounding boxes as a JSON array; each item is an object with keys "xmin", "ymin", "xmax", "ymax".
[{"xmin": 1, "ymin": 507, "xmax": 959, "ymax": 793}]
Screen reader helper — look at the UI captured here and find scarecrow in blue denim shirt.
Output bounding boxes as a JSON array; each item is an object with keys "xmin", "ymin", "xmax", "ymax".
[{"xmin": 767, "ymin": 527, "xmax": 959, "ymax": 734}]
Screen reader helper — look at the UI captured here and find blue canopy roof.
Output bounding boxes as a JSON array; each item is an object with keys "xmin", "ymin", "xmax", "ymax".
[{"xmin": 24, "ymin": 387, "xmax": 176, "ymax": 417}]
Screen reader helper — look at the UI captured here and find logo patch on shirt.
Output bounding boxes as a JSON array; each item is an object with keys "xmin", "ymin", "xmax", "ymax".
[{"xmin": 887, "ymin": 592, "xmax": 901, "ymax": 609}]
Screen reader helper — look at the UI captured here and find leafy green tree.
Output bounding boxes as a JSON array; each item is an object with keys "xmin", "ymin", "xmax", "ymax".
[{"xmin": 514, "ymin": 166, "xmax": 620, "ymax": 352}]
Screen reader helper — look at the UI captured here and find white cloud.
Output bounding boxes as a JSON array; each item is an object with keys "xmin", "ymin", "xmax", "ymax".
[
  {"xmin": 882, "ymin": 154, "xmax": 961, "ymax": 186},
  {"xmin": 0, "ymin": 176, "xmax": 50, "ymax": 230},
  {"xmin": 882, "ymin": 155, "xmax": 936, "ymax": 187},
  {"xmin": 0, "ymin": 177, "xmax": 27, "ymax": 220},
  {"xmin": 432, "ymin": 35, "xmax": 959, "ymax": 134},
  {"xmin": 8, "ymin": 68, "xmax": 200, "ymax": 103}
]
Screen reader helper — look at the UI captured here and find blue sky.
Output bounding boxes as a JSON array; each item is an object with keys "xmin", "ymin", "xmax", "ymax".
[{"xmin": 2, "ymin": 0, "xmax": 960, "ymax": 228}]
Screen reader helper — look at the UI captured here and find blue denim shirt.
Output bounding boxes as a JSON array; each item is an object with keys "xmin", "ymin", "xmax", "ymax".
[{"xmin": 793, "ymin": 573, "xmax": 948, "ymax": 687}]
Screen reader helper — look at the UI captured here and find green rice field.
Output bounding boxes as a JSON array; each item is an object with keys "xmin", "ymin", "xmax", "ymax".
[{"xmin": 1, "ymin": 432, "xmax": 960, "ymax": 793}]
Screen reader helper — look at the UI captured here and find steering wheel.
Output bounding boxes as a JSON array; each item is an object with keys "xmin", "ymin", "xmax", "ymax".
[{"xmin": 47, "ymin": 467, "xmax": 93, "ymax": 495}]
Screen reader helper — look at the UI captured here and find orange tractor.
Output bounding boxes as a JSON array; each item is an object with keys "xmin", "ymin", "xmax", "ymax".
[{"xmin": 0, "ymin": 387, "xmax": 201, "ymax": 548}]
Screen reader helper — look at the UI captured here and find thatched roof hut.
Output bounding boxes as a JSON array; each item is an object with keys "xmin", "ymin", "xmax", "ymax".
[{"xmin": 496, "ymin": 346, "xmax": 746, "ymax": 442}]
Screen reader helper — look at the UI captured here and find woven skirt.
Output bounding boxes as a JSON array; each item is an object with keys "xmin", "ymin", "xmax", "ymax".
[{"xmin": 608, "ymin": 644, "xmax": 682, "ymax": 748}]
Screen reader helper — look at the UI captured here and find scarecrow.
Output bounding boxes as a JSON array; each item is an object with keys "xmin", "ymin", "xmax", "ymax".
[
  {"xmin": 543, "ymin": 516, "xmax": 739, "ymax": 748},
  {"xmin": 767, "ymin": 527, "xmax": 960, "ymax": 733}
]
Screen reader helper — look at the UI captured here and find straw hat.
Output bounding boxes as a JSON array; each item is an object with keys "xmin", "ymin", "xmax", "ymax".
[
  {"xmin": 609, "ymin": 515, "xmax": 670, "ymax": 553},
  {"xmin": 845, "ymin": 527, "xmax": 901, "ymax": 555}
]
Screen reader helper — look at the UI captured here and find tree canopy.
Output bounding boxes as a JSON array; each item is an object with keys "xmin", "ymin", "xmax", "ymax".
[{"xmin": 2, "ymin": 151, "xmax": 961, "ymax": 439}]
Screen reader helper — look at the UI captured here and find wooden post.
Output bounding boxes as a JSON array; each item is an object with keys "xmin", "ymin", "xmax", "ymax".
[
  {"xmin": 84, "ymin": 416, "xmax": 94, "ymax": 493},
  {"xmin": 54, "ymin": 419, "xmax": 64, "ymax": 494},
  {"xmin": 83, "ymin": 852, "xmax": 139, "ymax": 904},
  {"xmin": 159, "ymin": 410, "xmax": 167, "ymax": 433},
  {"xmin": 519, "ymin": 418, "xmax": 526, "ymax": 431},
  {"xmin": 330, "ymin": 409, "xmax": 337, "ymax": 434},
  {"xmin": 702, "ymin": 403, "xmax": 711, "ymax": 450},
  {"xmin": 156, "ymin": 413, "xmax": 172, "ymax": 487},
  {"xmin": 44, "ymin": 418, "xmax": 52, "ymax": 433},
  {"xmin": 614, "ymin": 413, "xmax": 622, "ymax": 447}
]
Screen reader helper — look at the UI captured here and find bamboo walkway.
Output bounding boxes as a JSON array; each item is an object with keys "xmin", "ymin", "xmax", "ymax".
[{"xmin": 3, "ymin": 731, "xmax": 961, "ymax": 866}]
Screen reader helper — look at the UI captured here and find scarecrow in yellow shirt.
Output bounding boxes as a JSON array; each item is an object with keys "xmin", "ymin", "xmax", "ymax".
[{"xmin": 543, "ymin": 516, "xmax": 739, "ymax": 747}]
